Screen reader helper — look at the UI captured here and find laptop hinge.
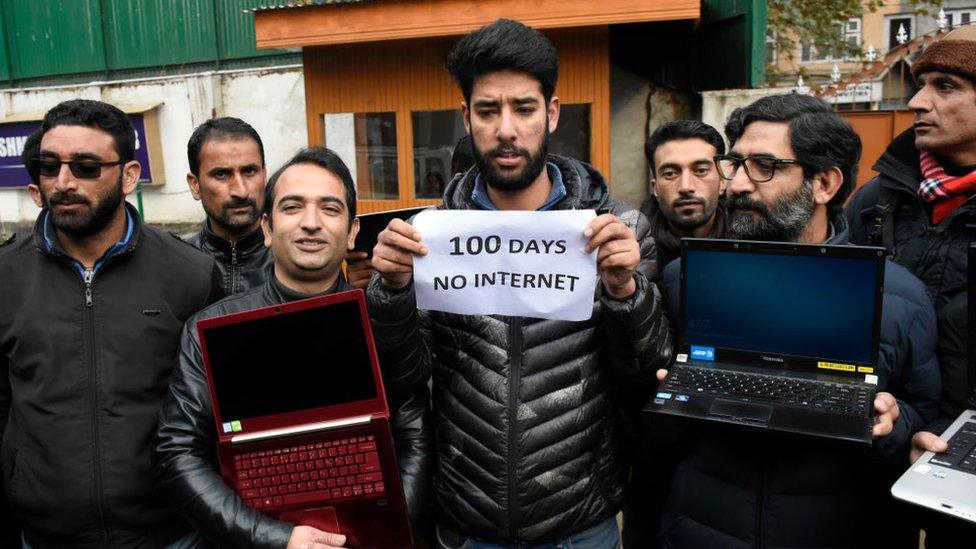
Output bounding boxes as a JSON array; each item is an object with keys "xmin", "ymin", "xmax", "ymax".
[{"xmin": 230, "ymin": 415, "xmax": 372, "ymax": 444}]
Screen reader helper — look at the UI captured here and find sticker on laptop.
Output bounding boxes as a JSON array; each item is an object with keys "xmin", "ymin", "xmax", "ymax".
[
  {"xmin": 676, "ymin": 353, "xmax": 688, "ymax": 363},
  {"xmin": 913, "ymin": 464, "xmax": 932, "ymax": 475},
  {"xmin": 857, "ymin": 366, "xmax": 875, "ymax": 374},
  {"xmin": 675, "ymin": 394, "xmax": 690, "ymax": 402},
  {"xmin": 225, "ymin": 420, "xmax": 242, "ymax": 433},
  {"xmin": 689, "ymin": 346, "xmax": 715, "ymax": 362},
  {"xmin": 817, "ymin": 361, "xmax": 855, "ymax": 373},
  {"xmin": 222, "ymin": 422, "xmax": 232, "ymax": 433},
  {"xmin": 864, "ymin": 374, "xmax": 878, "ymax": 385},
  {"xmin": 656, "ymin": 392, "xmax": 672, "ymax": 400}
]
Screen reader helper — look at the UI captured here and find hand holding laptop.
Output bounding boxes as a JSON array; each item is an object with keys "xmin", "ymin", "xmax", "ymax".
[
  {"xmin": 910, "ymin": 431, "xmax": 949, "ymax": 463},
  {"xmin": 288, "ymin": 526, "xmax": 346, "ymax": 549},
  {"xmin": 872, "ymin": 392, "xmax": 900, "ymax": 438}
]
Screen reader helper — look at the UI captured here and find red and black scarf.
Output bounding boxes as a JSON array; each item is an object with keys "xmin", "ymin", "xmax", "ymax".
[{"xmin": 917, "ymin": 150, "xmax": 976, "ymax": 224}]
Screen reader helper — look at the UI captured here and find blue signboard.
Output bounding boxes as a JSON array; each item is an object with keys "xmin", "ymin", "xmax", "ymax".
[{"xmin": 0, "ymin": 112, "xmax": 155, "ymax": 188}]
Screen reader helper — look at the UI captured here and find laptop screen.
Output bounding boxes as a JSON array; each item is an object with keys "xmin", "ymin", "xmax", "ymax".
[
  {"xmin": 202, "ymin": 299, "xmax": 378, "ymax": 423},
  {"xmin": 683, "ymin": 248, "xmax": 879, "ymax": 365}
]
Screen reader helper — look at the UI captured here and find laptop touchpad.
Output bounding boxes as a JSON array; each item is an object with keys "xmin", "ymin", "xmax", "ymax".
[
  {"xmin": 709, "ymin": 399, "xmax": 773, "ymax": 425},
  {"xmin": 280, "ymin": 507, "xmax": 340, "ymax": 534}
]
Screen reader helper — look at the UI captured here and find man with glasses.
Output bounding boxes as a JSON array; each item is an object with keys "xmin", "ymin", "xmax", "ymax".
[
  {"xmin": 654, "ymin": 93, "xmax": 940, "ymax": 547},
  {"xmin": 0, "ymin": 99, "xmax": 222, "ymax": 547}
]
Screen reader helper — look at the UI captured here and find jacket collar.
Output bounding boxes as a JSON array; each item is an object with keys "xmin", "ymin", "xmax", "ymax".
[
  {"xmin": 198, "ymin": 219, "xmax": 266, "ymax": 255},
  {"xmin": 262, "ymin": 265, "xmax": 354, "ymax": 304},
  {"xmin": 441, "ymin": 154, "xmax": 610, "ymax": 211},
  {"xmin": 32, "ymin": 202, "xmax": 142, "ymax": 273}
]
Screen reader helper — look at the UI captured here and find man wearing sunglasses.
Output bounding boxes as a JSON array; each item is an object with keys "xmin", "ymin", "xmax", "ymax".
[
  {"xmin": 654, "ymin": 93, "xmax": 940, "ymax": 547},
  {"xmin": 185, "ymin": 117, "xmax": 273, "ymax": 296},
  {"xmin": 0, "ymin": 99, "xmax": 222, "ymax": 548}
]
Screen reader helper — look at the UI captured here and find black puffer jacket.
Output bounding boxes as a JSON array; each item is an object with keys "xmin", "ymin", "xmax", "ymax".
[
  {"xmin": 659, "ymin": 216, "xmax": 940, "ymax": 548},
  {"xmin": 366, "ymin": 155, "xmax": 673, "ymax": 543},
  {"xmin": 0, "ymin": 205, "xmax": 222, "ymax": 548},
  {"xmin": 846, "ymin": 129, "xmax": 976, "ymax": 435},
  {"xmin": 153, "ymin": 273, "xmax": 432, "ymax": 548},
  {"xmin": 185, "ymin": 222, "xmax": 273, "ymax": 296}
]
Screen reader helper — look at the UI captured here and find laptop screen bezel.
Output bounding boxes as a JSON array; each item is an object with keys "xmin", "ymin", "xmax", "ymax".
[
  {"xmin": 678, "ymin": 238, "xmax": 886, "ymax": 377},
  {"xmin": 196, "ymin": 289, "xmax": 389, "ymax": 440}
]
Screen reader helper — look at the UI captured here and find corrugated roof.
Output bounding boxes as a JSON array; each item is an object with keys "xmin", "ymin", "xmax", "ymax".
[{"xmin": 249, "ymin": 0, "xmax": 372, "ymax": 12}]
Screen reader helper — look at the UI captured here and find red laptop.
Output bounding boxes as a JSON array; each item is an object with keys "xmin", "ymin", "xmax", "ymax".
[{"xmin": 196, "ymin": 289, "xmax": 413, "ymax": 548}]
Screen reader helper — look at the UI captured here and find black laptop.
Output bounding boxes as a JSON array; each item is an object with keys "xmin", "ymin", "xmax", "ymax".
[
  {"xmin": 353, "ymin": 207, "xmax": 428, "ymax": 256},
  {"xmin": 647, "ymin": 238, "xmax": 886, "ymax": 445}
]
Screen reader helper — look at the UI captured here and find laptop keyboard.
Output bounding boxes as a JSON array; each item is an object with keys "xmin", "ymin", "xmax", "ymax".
[
  {"xmin": 235, "ymin": 435, "xmax": 385, "ymax": 510},
  {"xmin": 662, "ymin": 365, "xmax": 873, "ymax": 415},
  {"xmin": 928, "ymin": 421, "xmax": 976, "ymax": 473}
]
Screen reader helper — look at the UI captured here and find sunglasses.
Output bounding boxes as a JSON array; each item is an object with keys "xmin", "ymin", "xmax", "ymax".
[{"xmin": 30, "ymin": 157, "xmax": 124, "ymax": 179}]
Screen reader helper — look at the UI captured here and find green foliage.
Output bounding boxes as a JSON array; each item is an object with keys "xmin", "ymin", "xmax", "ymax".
[{"xmin": 768, "ymin": 0, "xmax": 940, "ymax": 72}]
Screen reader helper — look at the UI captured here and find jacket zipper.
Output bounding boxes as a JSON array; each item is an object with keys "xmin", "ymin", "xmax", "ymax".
[
  {"xmin": 507, "ymin": 317, "xmax": 523, "ymax": 541},
  {"xmin": 230, "ymin": 242, "xmax": 239, "ymax": 293},
  {"xmin": 82, "ymin": 266, "xmax": 109, "ymax": 544}
]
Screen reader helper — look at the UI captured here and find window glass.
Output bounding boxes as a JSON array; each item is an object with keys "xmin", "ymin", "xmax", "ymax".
[
  {"xmin": 323, "ymin": 112, "xmax": 398, "ymax": 200},
  {"xmin": 411, "ymin": 110, "xmax": 466, "ymax": 199},
  {"xmin": 550, "ymin": 104, "xmax": 590, "ymax": 163}
]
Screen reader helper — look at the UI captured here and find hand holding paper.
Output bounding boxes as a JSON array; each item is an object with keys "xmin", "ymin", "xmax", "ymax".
[
  {"xmin": 585, "ymin": 213, "xmax": 640, "ymax": 300},
  {"xmin": 371, "ymin": 218, "xmax": 428, "ymax": 290}
]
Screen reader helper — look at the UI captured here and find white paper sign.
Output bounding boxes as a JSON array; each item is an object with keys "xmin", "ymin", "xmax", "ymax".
[{"xmin": 412, "ymin": 210, "xmax": 598, "ymax": 321}]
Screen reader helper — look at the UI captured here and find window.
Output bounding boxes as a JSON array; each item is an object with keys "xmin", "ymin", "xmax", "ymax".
[
  {"xmin": 800, "ymin": 18, "xmax": 860, "ymax": 63},
  {"xmin": 766, "ymin": 32, "xmax": 777, "ymax": 65},
  {"xmin": 323, "ymin": 112, "xmax": 398, "ymax": 200},
  {"xmin": 886, "ymin": 16, "xmax": 913, "ymax": 51},
  {"xmin": 550, "ymin": 104, "xmax": 590, "ymax": 163},
  {"xmin": 411, "ymin": 110, "xmax": 466, "ymax": 199},
  {"xmin": 946, "ymin": 9, "xmax": 976, "ymax": 28}
]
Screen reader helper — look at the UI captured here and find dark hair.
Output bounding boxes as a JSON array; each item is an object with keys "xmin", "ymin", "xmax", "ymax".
[
  {"xmin": 645, "ymin": 120, "xmax": 726, "ymax": 172},
  {"xmin": 451, "ymin": 134, "xmax": 475, "ymax": 175},
  {"xmin": 35, "ymin": 99, "xmax": 135, "ymax": 166},
  {"xmin": 446, "ymin": 18, "xmax": 559, "ymax": 104},
  {"xmin": 725, "ymin": 93, "xmax": 862, "ymax": 216},
  {"xmin": 21, "ymin": 129, "xmax": 43, "ymax": 184},
  {"xmin": 187, "ymin": 117, "xmax": 265, "ymax": 176},
  {"xmin": 263, "ymin": 147, "xmax": 357, "ymax": 227}
]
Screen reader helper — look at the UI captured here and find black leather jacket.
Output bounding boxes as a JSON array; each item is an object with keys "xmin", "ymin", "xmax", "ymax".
[
  {"xmin": 0, "ymin": 205, "xmax": 222, "ymax": 548},
  {"xmin": 185, "ymin": 222, "xmax": 273, "ymax": 295},
  {"xmin": 153, "ymin": 272, "xmax": 431, "ymax": 548},
  {"xmin": 366, "ymin": 155, "xmax": 673, "ymax": 543}
]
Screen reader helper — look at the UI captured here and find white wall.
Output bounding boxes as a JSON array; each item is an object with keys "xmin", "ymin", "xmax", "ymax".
[
  {"xmin": 700, "ymin": 87, "xmax": 811, "ymax": 138},
  {"xmin": 0, "ymin": 66, "xmax": 308, "ymax": 229}
]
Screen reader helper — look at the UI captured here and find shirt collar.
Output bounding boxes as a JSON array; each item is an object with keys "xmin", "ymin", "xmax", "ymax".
[
  {"xmin": 470, "ymin": 162, "xmax": 567, "ymax": 211},
  {"xmin": 43, "ymin": 206, "xmax": 136, "ymax": 275}
]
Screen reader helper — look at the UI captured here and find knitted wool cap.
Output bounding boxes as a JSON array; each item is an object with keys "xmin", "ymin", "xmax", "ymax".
[{"xmin": 912, "ymin": 24, "xmax": 976, "ymax": 80}]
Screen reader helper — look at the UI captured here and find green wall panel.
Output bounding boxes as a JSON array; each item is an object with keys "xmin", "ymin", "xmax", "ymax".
[
  {"xmin": 1, "ymin": 0, "xmax": 106, "ymax": 79},
  {"xmin": 102, "ymin": 0, "xmax": 218, "ymax": 70},
  {"xmin": 218, "ymin": 0, "xmax": 287, "ymax": 60}
]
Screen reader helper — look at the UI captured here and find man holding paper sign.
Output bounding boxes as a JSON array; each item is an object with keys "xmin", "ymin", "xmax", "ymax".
[{"xmin": 367, "ymin": 19, "xmax": 672, "ymax": 548}]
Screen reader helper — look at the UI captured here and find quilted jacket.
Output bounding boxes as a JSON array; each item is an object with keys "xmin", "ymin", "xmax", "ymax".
[{"xmin": 366, "ymin": 154, "xmax": 673, "ymax": 543}]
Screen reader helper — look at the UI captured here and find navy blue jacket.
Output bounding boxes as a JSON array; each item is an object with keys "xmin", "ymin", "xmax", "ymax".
[{"xmin": 658, "ymin": 216, "xmax": 940, "ymax": 548}]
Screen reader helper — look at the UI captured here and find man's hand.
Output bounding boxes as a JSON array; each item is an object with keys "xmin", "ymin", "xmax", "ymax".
[
  {"xmin": 585, "ymin": 214, "xmax": 639, "ymax": 300},
  {"xmin": 345, "ymin": 252, "xmax": 375, "ymax": 289},
  {"xmin": 287, "ymin": 525, "xmax": 346, "ymax": 549},
  {"xmin": 872, "ymin": 392, "xmax": 900, "ymax": 438},
  {"xmin": 910, "ymin": 431, "xmax": 948, "ymax": 463},
  {"xmin": 371, "ymin": 218, "xmax": 427, "ymax": 290},
  {"xmin": 656, "ymin": 369, "xmax": 668, "ymax": 382}
]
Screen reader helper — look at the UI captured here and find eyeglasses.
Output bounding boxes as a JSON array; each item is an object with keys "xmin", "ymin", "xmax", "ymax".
[
  {"xmin": 30, "ymin": 157, "xmax": 124, "ymax": 179},
  {"xmin": 713, "ymin": 154, "xmax": 801, "ymax": 183}
]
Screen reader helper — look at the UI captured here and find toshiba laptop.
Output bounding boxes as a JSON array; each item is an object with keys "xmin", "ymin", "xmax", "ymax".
[
  {"xmin": 891, "ymin": 243, "xmax": 976, "ymax": 523},
  {"xmin": 647, "ymin": 238, "xmax": 885, "ymax": 445},
  {"xmin": 196, "ymin": 290, "xmax": 413, "ymax": 547},
  {"xmin": 353, "ymin": 206, "xmax": 428, "ymax": 256}
]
